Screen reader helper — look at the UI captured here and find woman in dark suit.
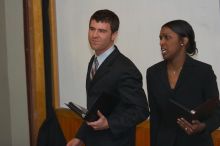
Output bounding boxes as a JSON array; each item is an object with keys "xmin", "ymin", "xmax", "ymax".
[{"xmin": 146, "ymin": 20, "xmax": 220, "ymax": 146}]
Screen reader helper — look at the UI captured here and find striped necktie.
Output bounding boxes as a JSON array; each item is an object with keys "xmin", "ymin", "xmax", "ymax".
[{"xmin": 90, "ymin": 57, "xmax": 99, "ymax": 79}]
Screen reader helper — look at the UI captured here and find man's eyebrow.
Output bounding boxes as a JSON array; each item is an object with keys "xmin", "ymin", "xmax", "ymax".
[{"xmin": 98, "ymin": 28, "xmax": 107, "ymax": 31}]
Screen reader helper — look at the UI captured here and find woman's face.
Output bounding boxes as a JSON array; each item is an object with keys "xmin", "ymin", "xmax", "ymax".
[{"xmin": 159, "ymin": 26, "xmax": 185, "ymax": 60}]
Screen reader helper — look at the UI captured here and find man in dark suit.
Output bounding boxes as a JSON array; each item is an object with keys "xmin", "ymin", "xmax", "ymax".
[{"xmin": 67, "ymin": 9, "xmax": 149, "ymax": 146}]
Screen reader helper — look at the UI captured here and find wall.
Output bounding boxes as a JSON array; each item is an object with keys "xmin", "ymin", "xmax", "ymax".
[
  {"xmin": 56, "ymin": 0, "xmax": 220, "ymax": 107},
  {"xmin": 0, "ymin": 0, "xmax": 11, "ymax": 145},
  {"xmin": 0, "ymin": 0, "xmax": 30, "ymax": 146}
]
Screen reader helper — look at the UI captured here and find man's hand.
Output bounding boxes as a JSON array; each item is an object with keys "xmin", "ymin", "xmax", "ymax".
[
  {"xmin": 177, "ymin": 117, "xmax": 206, "ymax": 135},
  {"xmin": 66, "ymin": 138, "xmax": 83, "ymax": 146},
  {"xmin": 87, "ymin": 110, "xmax": 109, "ymax": 130}
]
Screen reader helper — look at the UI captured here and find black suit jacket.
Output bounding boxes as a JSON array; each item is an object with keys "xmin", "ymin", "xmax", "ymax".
[
  {"xmin": 147, "ymin": 55, "xmax": 220, "ymax": 146},
  {"xmin": 76, "ymin": 46, "xmax": 149, "ymax": 146}
]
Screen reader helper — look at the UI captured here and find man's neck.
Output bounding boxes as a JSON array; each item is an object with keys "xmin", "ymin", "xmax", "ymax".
[{"xmin": 95, "ymin": 44, "xmax": 114, "ymax": 56}]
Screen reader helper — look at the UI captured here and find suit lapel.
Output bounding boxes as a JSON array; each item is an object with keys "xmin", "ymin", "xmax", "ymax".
[
  {"xmin": 160, "ymin": 61, "xmax": 171, "ymax": 90},
  {"xmin": 86, "ymin": 56, "xmax": 94, "ymax": 90},
  {"xmin": 174, "ymin": 55, "xmax": 195, "ymax": 90},
  {"xmin": 87, "ymin": 47, "xmax": 120, "ymax": 91}
]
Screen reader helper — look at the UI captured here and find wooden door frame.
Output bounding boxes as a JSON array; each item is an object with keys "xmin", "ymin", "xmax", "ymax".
[{"xmin": 23, "ymin": 0, "xmax": 59, "ymax": 145}]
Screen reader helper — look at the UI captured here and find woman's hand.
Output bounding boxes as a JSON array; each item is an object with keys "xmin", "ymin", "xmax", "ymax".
[{"xmin": 177, "ymin": 118, "xmax": 206, "ymax": 135}]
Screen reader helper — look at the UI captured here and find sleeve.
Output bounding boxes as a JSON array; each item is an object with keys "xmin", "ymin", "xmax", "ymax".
[
  {"xmin": 146, "ymin": 68, "xmax": 160, "ymax": 146},
  {"xmin": 107, "ymin": 66, "xmax": 149, "ymax": 136},
  {"xmin": 75, "ymin": 122, "xmax": 91, "ymax": 143},
  {"xmin": 202, "ymin": 65, "xmax": 220, "ymax": 132}
]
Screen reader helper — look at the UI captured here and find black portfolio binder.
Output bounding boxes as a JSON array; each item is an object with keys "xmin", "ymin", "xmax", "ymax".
[
  {"xmin": 169, "ymin": 97, "xmax": 219, "ymax": 122},
  {"xmin": 65, "ymin": 92, "xmax": 117, "ymax": 122}
]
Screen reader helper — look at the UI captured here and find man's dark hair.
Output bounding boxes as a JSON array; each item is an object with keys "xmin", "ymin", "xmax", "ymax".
[{"xmin": 89, "ymin": 9, "xmax": 120, "ymax": 33}]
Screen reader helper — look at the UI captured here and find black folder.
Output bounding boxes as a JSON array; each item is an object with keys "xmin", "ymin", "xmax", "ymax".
[
  {"xmin": 169, "ymin": 97, "xmax": 220, "ymax": 122},
  {"xmin": 65, "ymin": 92, "xmax": 117, "ymax": 122}
]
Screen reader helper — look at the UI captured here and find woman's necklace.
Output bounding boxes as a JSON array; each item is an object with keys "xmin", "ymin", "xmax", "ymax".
[
  {"xmin": 172, "ymin": 66, "xmax": 182, "ymax": 75},
  {"xmin": 168, "ymin": 66, "xmax": 183, "ymax": 89}
]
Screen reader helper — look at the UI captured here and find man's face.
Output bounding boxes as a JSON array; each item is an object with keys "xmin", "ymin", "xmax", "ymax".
[{"xmin": 88, "ymin": 20, "xmax": 117, "ymax": 55}]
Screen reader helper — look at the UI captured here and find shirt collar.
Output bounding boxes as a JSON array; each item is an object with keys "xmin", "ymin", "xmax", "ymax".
[{"xmin": 95, "ymin": 45, "xmax": 115, "ymax": 68}]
